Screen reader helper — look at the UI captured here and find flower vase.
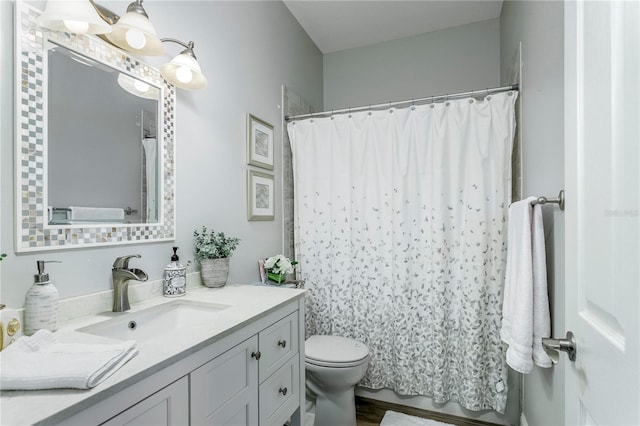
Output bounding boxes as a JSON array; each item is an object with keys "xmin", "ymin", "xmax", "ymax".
[{"xmin": 267, "ymin": 272, "xmax": 286, "ymax": 284}]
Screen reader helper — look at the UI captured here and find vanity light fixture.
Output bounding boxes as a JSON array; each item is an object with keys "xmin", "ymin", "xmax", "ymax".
[
  {"xmin": 102, "ymin": 0, "xmax": 164, "ymax": 56},
  {"xmin": 37, "ymin": 0, "xmax": 207, "ymax": 90},
  {"xmin": 37, "ymin": 0, "xmax": 112, "ymax": 35},
  {"xmin": 159, "ymin": 39, "xmax": 208, "ymax": 91}
]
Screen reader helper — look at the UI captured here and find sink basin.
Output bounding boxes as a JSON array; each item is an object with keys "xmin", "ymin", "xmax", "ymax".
[{"xmin": 77, "ymin": 300, "xmax": 230, "ymax": 343}]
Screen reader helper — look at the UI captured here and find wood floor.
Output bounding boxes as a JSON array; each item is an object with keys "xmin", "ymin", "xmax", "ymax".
[{"xmin": 355, "ymin": 396, "xmax": 499, "ymax": 426}]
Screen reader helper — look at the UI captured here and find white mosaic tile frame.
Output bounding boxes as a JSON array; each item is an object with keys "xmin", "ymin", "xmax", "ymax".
[{"xmin": 15, "ymin": 2, "xmax": 176, "ymax": 252}]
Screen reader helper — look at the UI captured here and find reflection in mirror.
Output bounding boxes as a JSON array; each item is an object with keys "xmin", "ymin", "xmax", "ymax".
[
  {"xmin": 15, "ymin": 1, "xmax": 176, "ymax": 252},
  {"xmin": 47, "ymin": 43, "xmax": 160, "ymax": 225}
]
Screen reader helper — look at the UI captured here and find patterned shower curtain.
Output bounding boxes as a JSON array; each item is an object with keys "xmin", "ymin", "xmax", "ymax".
[{"xmin": 287, "ymin": 91, "xmax": 517, "ymax": 413}]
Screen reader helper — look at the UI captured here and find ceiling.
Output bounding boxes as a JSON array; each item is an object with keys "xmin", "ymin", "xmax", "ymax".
[{"xmin": 283, "ymin": 1, "xmax": 504, "ymax": 54}]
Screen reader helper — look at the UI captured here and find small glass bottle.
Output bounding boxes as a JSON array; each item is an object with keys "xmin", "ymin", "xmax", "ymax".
[{"xmin": 163, "ymin": 247, "xmax": 186, "ymax": 297}]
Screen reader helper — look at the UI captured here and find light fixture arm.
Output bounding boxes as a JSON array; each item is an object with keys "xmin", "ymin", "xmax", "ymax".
[
  {"xmin": 89, "ymin": 0, "xmax": 148, "ymax": 25},
  {"xmin": 161, "ymin": 38, "xmax": 198, "ymax": 59},
  {"xmin": 125, "ymin": 0, "xmax": 149, "ymax": 18},
  {"xmin": 88, "ymin": 0, "xmax": 119, "ymax": 25}
]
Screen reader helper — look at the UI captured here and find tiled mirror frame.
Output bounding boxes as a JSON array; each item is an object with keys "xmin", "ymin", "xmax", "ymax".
[{"xmin": 15, "ymin": 2, "xmax": 176, "ymax": 252}]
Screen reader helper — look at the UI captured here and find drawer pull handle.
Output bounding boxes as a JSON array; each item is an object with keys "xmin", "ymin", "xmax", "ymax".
[
  {"xmin": 278, "ymin": 340, "xmax": 287, "ymax": 348},
  {"xmin": 251, "ymin": 351, "xmax": 261, "ymax": 360},
  {"xmin": 279, "ymin": 387, "xmax": 288, "ymax": 396}
]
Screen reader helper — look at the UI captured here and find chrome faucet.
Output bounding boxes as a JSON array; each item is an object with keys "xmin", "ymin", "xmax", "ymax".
[{"xmin": 112, "ymin": 255, "xmax": 148, "ymax": 312}]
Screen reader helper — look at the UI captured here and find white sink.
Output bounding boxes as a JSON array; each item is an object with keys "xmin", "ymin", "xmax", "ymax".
[{"xmin": 77, "ymin": 300, "xmax": 230, "ymax": 343}]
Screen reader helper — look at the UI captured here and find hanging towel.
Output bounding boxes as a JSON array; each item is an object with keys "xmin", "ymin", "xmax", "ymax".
[
  {"xmin": 500, "ymin": 197, "xmax": 552, "ymax": 373},
  {"xmin": 68, "ymin": 206, "xmax": 125, "ymax": 222},
  {"xmin": 0, "ymin": 330, "xmax": 138, "ymax": 390}
]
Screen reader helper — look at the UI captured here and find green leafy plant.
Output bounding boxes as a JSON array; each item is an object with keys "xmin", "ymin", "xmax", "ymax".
[
  {"xmin": 0, "ymin": 253, "xmax": 7, "ymax": 262},
  {"xmin": 193, "ymin": 227, "xmax": 240, "ymax": 261}
]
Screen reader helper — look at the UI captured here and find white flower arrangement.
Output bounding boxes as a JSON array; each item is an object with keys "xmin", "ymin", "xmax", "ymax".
[{"xmin": 264, "ymin": 255, "xmax": 297, "ymax": 283}]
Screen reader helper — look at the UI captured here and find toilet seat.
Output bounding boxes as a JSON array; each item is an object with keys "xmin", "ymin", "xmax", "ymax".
[{"xmin": 305, "ymin": 335, "xmax": 369, "ymax": 368}]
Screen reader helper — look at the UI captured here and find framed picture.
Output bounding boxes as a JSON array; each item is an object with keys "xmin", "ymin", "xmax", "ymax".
[
  {"xmin": 247, "ymin": 170, "xmax": 275, "ymax": 221},
  {"xmin": 247, "ymin": 114, "xmax": 274, "ymax": 170}
]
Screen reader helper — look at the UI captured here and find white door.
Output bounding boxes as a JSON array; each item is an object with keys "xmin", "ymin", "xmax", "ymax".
[{"xmin": 564, "ymin": 1, "xmax": 639, "ymax": 425}]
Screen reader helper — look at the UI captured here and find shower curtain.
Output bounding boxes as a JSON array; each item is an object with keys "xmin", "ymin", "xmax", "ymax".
[
  {"xmin": 142, "ymin": 137, "xmax": 158, "ymax": 223},
  {"xmin": 287, "ymin": 91, "xmax": 517, "ymax": 413}
]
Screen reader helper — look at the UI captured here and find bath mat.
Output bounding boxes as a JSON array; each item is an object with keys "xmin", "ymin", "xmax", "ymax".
[{"xmin": 380, "ymin": 410, "xmax": 453, "ymax": 426}]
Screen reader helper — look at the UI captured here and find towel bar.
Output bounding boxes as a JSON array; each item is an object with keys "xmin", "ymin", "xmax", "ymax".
[{"xmin": 531, "ymin": 190, "xmax": 565, "ymax": 210}]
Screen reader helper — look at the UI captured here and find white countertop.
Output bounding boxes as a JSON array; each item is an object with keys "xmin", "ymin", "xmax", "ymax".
[{"xmin": 0, "ymin": 284, "xmax": 305, "ymax": 425}]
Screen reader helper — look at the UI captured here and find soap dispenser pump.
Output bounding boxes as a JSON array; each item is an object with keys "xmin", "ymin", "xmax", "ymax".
[
  {"xmin": 163, "ymin": 247, "xmax": 186, "ymax": 297},
  {"xmin": 24, "ymin": 260, "xmax": 61, "ymax": 336}
]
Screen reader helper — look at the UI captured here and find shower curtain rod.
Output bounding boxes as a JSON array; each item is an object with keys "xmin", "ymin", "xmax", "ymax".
[{"xmin": 285, "ymin": 83, "xmax": 519, "ymax": 122}]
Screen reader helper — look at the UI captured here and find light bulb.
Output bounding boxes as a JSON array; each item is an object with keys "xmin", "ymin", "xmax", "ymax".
[
  {"xmin": 134, "ymin": 80, "xmax": 150, "ymax": 93},
  {"xmin": 175, "ymin": 66, "xmax": 193, "ymax": 84},
  {"xmin": 125, "ymin": 29, "xmax": 147, "ymax": 50},
  {"xmin": 63, "ymin": 20, "xmax": 90, "ymax": 34}
]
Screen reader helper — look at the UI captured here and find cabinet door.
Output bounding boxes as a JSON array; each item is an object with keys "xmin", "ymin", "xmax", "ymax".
[
  {"xmin": 101, "ymin": 376, "xmax": 188, "ymax": 426},
  {"xmin": 191, "ymin": 335, "xmax": 259, "ymax": 426}
]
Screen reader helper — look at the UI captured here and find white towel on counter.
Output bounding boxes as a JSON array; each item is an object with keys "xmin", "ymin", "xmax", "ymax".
[
  {"xmin": 0, "ymin": 330, "xmax": 138, "ymax": 390},
  {"xmin": 500, "ymin": 197, "xmax": 552, "ymax": 373},
  {"xmin": 68, "ymin": 206, "xmax": 125, "ymax": 222}
]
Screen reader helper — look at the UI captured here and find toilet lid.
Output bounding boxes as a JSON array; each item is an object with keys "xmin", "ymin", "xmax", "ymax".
[{"xmin": 305, "ymin": 335, "xmax": 369, "ymax": 365}]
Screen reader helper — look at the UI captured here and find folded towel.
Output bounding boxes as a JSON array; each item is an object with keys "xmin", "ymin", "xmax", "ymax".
[
  {"xmin": 500, "ymin": 197, "xmax": 552, "ymax": 373},
  {"xmin": 0, "ymin": 330, "xmax": 138, "ymax": 390},
  {"xmin": 68, "ymin": 206, "xmax": 125, "ymax": 222}
]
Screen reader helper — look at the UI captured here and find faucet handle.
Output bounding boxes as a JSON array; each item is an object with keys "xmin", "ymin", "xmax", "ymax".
[{"xmin": 113, "ymin": 254, "xmax": 141, "ymax": 270}]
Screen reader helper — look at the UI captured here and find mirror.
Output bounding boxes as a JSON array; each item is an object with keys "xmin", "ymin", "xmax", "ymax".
[
  {"xmin": 47, "ymin": 43, "xmax": 160, "ymax": 225},
  {"xmin": 15, "ymin": 2, "xmax": 176, "ymax": 252}
]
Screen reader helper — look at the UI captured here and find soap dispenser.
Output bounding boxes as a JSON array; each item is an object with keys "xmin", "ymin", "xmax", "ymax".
[
  {"xmin": 163, "ymin": 247, "xmax": 186, "ymax": 297},
  {"xmin": 24, "ymin": 260, "xmax": 60, "ymax": 336}
]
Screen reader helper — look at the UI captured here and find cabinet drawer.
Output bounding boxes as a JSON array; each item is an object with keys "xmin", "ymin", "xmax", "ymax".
[
  {"xmin": 259, "ymin": 355, "xmax": 300, "ymax": 426},
  {"xmin": 259, "ymin": 312, "xmax": 298, "ymax": 383}
]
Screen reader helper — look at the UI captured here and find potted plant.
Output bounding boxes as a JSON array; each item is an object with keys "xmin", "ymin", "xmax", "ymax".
[
  {"xmin": 264, "ymin": 254, "xmax": 297, "ymax": 284},
  {"xmin": 193, "ymin": 227, "xmax": 240, "ymax": 288}
]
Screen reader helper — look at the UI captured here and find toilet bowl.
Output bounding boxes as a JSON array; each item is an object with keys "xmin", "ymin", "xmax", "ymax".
[{"xmin": 305, "ymin": 335, "xmax": 369, "ymax": 426}]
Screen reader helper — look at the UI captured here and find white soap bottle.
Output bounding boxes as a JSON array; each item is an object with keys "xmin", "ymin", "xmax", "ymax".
[
  {"xmin": 163, "ymin": 247, "xmax": 186, "ymax": 297},
  {"xmin": 24, "ymin": 260, "xmax": 60, "ymax": 336}
]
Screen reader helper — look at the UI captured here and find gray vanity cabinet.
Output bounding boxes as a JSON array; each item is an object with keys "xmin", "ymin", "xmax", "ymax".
[{"xmin": 62, "ymin": 299, "xmax": 304, "ymax": 426}]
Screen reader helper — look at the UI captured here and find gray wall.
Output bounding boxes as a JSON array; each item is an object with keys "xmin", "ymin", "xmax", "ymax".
[
  {"xmin": 323, "ymin": 18, "xmax": 500, "ymax": 110},
  {"xmin": 500, "ymin": 2, "xmax": 565, "ymax": 426},
  {"xmin": 0, "ymin": 1, "xmax": 323, "ymax": 307},
  {"xmin": 321, "ymin": 19, "xmax": 517, "ymax": 425}
]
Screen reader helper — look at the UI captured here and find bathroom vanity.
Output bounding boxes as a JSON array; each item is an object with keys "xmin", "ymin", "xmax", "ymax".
[{"xmin": 0, "ymin": 285, "xmax": 305, "ymax": 425}]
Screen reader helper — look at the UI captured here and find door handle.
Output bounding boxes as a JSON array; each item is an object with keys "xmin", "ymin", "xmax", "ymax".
[{"xmin": 542, "ymin": 331, "xmax": 577, "ymax": 363}]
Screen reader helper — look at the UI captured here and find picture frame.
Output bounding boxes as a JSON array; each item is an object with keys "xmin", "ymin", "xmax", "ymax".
[
  {"xmin": 247, "ymin": 170, "xmax": 275, "ymax": 221},
  {"xmin": 246, "ymin": 114, "xmax": 274, "ymax": 170}
]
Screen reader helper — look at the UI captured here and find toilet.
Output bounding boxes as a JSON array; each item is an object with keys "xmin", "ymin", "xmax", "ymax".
[{"xmin": 305, "ymin": 335, "xmax": 370, "ymax": 426}]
